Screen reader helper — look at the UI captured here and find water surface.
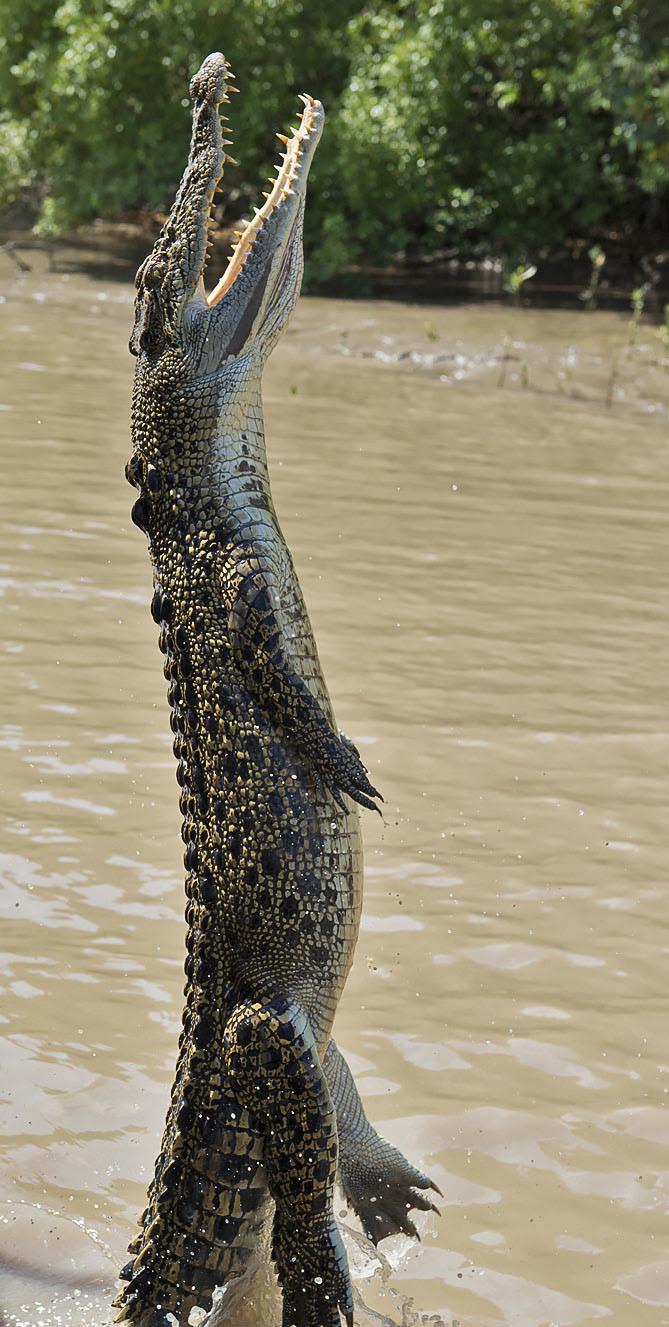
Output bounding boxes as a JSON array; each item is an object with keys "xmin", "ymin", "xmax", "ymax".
[{"xmin": 0, "ymin": 255, "xmax": 668, "ymax": 1327}]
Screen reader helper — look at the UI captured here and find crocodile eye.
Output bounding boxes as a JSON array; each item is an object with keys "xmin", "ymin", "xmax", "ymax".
[{"xmin": 144, "ymin": 260, "xmax": 166, "ymax": 290}]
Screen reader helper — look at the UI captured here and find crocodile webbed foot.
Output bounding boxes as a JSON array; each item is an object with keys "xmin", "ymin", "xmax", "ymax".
[
  {"xmin": 274, "ymin": 1216, "xmax": 353, "ymax": 1327},
  {"xmin": 324, "ymin": 1039, "xmax": 441, "ymax": 1248},
  {"xmin": 339, "ymin": 1148, "xmax": 441, "ymax": 1245}
]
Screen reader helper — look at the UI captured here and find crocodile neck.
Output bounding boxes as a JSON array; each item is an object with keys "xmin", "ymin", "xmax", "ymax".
[{"xmin": 134, "ymin": 358, "xmax": 273, "ymax": 532}]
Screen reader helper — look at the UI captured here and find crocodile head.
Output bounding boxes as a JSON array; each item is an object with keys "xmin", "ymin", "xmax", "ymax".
[{"xmin": 130, "ymin": 51, "xmax": 324, "ymax": 373}]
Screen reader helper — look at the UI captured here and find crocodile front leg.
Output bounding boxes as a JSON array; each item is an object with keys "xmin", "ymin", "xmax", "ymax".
[
  {"xmin": 225, "ymin": 996, "xmax": 353, "ymax": 1327},
  {"xmin": 226, "ymin": 559, "xmax": 382, "ymax": 814}
]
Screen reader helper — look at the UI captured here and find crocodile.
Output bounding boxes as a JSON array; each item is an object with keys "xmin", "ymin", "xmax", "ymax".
[{"xmin": 114, "ymin": 51, "xmax": 439, "ymax": 1327}]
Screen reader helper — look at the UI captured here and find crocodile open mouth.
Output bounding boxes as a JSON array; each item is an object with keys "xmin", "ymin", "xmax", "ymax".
[
  {"xmin": 205, "ymin": 88, "xmax": 321, "ymax": 308},
  {"xmin": 131, "ymin": 53, "xmax": 323, "ymax": 355}
]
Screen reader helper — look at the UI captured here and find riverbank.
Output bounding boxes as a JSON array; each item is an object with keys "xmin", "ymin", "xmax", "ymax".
[
  {"xmin": 4, "ymin": 229, "xmax": 667, "ymax": 423},
  {"xmin": 3, "ymin": 216, "xmax": 669, "ymax": 314}
]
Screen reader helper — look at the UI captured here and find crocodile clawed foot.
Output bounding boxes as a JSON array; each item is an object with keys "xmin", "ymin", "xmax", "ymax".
[
  {"xmin": 275, "ymin": 1216, "xmax": 354, "ymax": 1327},
  {"xmin": 330, "ymin": 732, "xmax": 383, "ymax": 815},
  {"xmin": 340, "ymin": 1149, "xmax": 441, "ymax": 1247}
]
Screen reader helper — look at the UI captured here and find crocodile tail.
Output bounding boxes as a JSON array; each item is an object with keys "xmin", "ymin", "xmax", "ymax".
[{"xmin": 114, "ymin": 1047, "xmax": 270, "ymax": 1325}]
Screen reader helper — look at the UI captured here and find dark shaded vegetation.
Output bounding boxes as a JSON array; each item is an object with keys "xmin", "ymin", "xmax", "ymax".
[{"xmin": 1, "ymin": 0, "xmax": 668, "ymax": 282}]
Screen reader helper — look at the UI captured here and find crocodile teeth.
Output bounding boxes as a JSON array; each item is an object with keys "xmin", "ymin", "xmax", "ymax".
[{"xmin": 206, "ymin": 87, "xmax": 319, "ymax": 307}]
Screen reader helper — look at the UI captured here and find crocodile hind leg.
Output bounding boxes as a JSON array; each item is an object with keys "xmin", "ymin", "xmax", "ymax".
[
  {"xmin": 324, "ymin": 1040, "xmax": 441, "ymax": 1246},
  {"xmin": 224, "ymin": 994, "xmax": 353, "ymax": 1327}
]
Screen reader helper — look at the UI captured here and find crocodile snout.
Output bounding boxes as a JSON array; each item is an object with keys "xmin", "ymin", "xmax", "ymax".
[{"xmin": 189, "ymin": 50, "xmax": 233, "ymax": 106}]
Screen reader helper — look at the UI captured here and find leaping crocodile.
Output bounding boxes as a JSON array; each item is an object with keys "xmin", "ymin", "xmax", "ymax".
[{"xmin": 114, "ymin": 51, "xmax": 439, "ymax": 1327}]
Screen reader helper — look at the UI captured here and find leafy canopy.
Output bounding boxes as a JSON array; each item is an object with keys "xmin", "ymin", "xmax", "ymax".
[{"xmin": 1, "ymin": 0, "xmax": 667, "ymax": 275}]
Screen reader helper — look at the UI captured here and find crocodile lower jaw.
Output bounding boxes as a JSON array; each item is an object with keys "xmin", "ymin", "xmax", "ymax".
[{"xmin": 206, "ymin": 93, "xmax": 320, "ymax": 307}]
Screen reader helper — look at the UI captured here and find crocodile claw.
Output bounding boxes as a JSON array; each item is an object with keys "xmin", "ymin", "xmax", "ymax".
[
  {"xmin": 332, "ymin": 732, "xmax": 383, "ymax": 814},
  {"xmin": 340, "ymin": 1149, "xmax": 441, "ymax": 1247}
]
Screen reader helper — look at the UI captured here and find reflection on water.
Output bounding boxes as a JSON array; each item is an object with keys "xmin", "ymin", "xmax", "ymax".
[{"xmin": 0, "ymin": 251, "xmax": 667, "ymax": 1327}]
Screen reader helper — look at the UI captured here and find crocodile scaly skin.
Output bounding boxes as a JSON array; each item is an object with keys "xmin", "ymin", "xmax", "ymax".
[{"xmin": 113, "ymin": 52, "xmax": 438, "ymax": 1327}]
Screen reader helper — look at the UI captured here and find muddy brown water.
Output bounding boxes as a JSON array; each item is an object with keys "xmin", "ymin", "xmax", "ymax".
[{"xmin": 0, "ymin": 252, "xmax": 668, "ymax": 1327}]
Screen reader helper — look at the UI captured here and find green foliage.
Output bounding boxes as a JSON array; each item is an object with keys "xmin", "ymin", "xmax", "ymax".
[
  {"xmin": 327, "ymin": 0, "xmax": 669, "ymax": 264},
  {"xmin": 659, "ymin": 305, "xmax": 669, "ymax": 357},
  {"xmin": 579, "ymin": 244, "xmax": 607, "ymax": 309},
  {"xmin": 503, "ymin": 262, "xmax": 537, "ymax": 303},
  {"xmin": 627, "ymin": 282, "xmax": 648, "ymax": 343},
  {"xmin": 0, "ymin": 0, "xmax": 359, "ymax": 226},
  {"xmin": 1, "ymin": 0, "xmax": 668, "ymax": 275}
]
